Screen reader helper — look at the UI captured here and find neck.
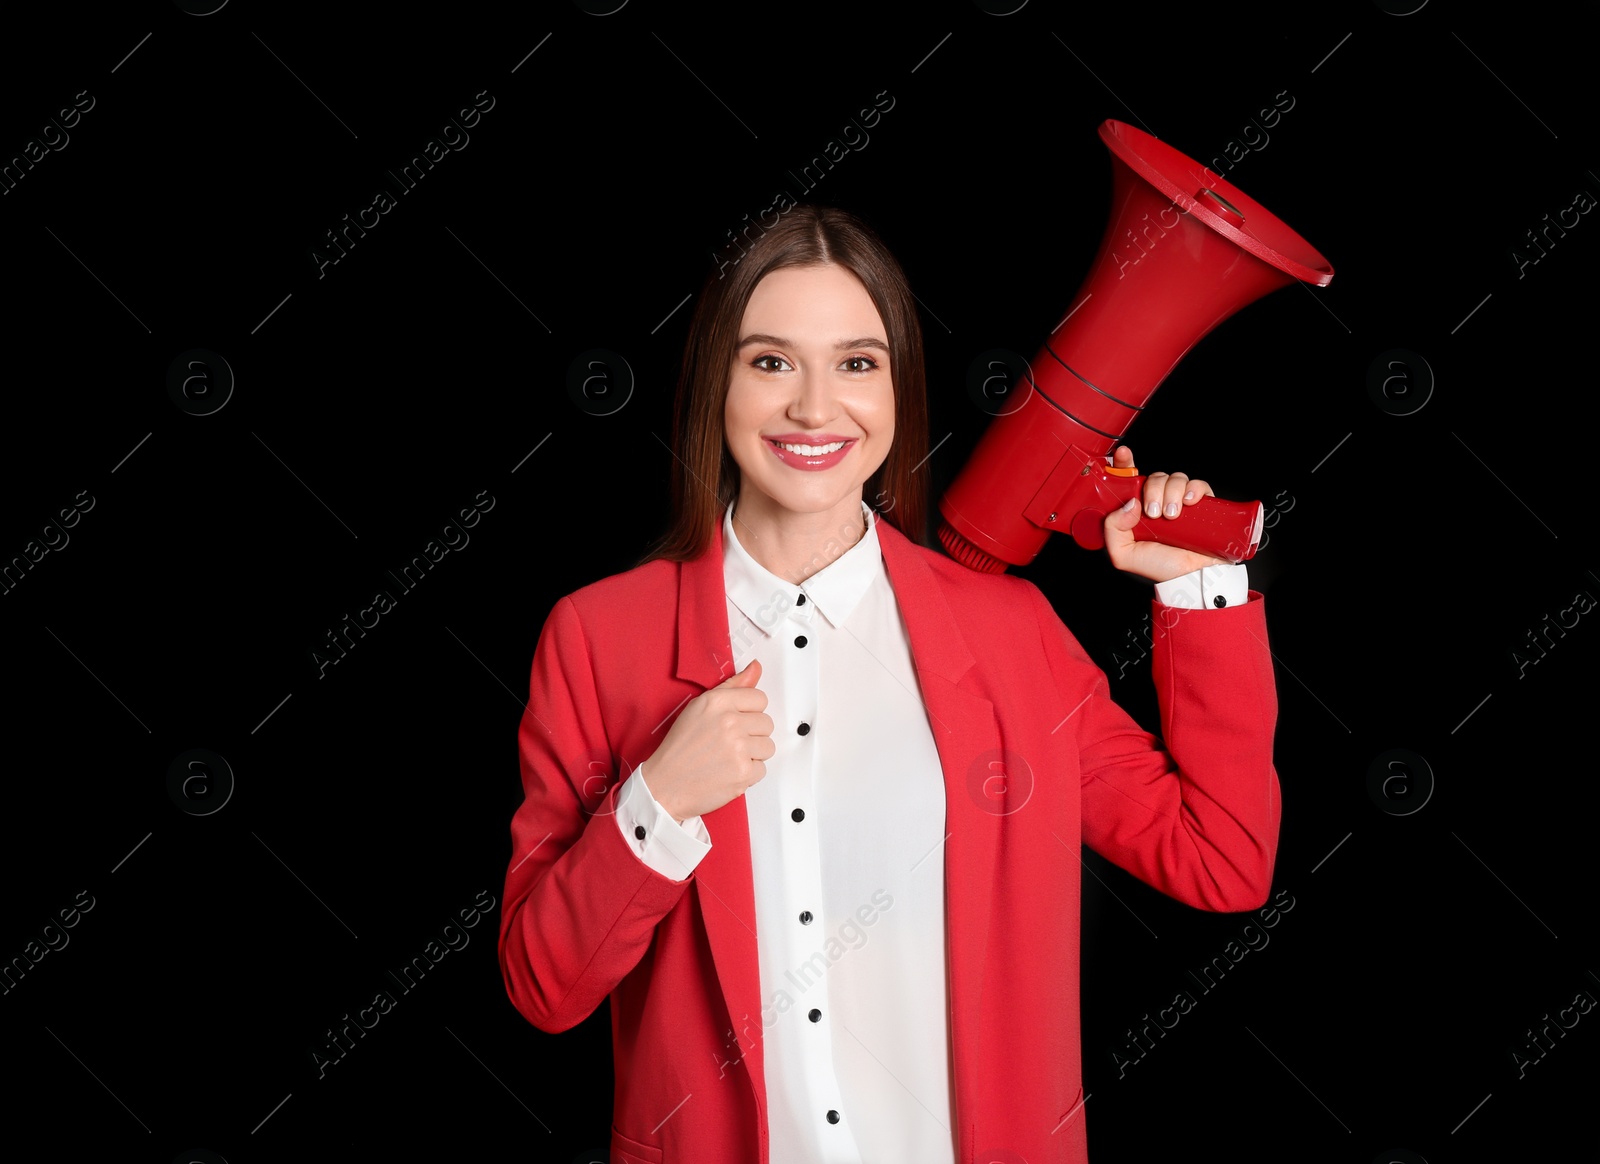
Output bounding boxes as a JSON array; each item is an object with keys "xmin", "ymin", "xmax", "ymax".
[{"xmin": 729, "ymin": 489, "xmax": 869, "ymax": 584}]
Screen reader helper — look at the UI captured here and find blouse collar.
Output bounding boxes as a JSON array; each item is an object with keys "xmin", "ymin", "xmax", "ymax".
[{"xmin": 721, "ymin": 499, "xmax": 881, "ymax": 633}]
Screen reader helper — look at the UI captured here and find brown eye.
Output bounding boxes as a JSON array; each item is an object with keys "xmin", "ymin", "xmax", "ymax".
[{"xmin": 842, "ymin": 356, "xmax": 878, "ymax": 372}]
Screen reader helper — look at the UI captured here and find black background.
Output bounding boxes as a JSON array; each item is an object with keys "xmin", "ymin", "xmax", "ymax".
[{"xmin": 2, "ymin": 2, "xmax": 1595, "ymax": 1162}]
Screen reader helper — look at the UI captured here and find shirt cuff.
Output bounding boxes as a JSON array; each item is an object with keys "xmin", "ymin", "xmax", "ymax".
[
  {"xmin": 1154, "ymin": 563, "xmax": 1250, "ymax": 610},
  {"xmin": 612, "ymin": 765, "xmax": 712, "ymax": 881}
]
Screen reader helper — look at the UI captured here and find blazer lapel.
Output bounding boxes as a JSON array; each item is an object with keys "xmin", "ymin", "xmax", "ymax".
[
  {"xmin": 877, "ymin": 519, "xmax": 1003, "ymax": 1156},
  {"xmin": 674, "ymin": 517, "xmax": 769, "ymax": 1118}
]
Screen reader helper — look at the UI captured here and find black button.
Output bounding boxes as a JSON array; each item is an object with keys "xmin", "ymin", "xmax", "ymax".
[
  {"xmin": 796, "ymin": 593, "xmax": 806, "ymax": 605},
  {"xmin": 797, "ymin": 722, "xmax": 810, "ymax": 736},
  {"xmin": 1212, "ymin": 594, "xmax": 1228, "ymax": 608},
  {"xmin": 634, "ymin": 825, "xmax": 646, "ymax": 840},
  {"xmin": 826, "ymin": 1110, "xmax": 840, "ymax": 1124},
  {"xmin": 791, "ymin": 808, "xmax": 805, "ymax": 822},
  {"xmin": 809, "ymin": 1008, "xmax": 821, "ymax": 1022},
  {"xmin": 794, "ymin": 635, "xmax": 808, "ymax": 648},
  {"xmin": 799, "ymin": 910, "xmax": 813, "ymax": 925}
]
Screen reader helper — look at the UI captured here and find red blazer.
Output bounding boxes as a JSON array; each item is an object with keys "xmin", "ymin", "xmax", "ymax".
[{"xmin": 499, "ymin": 514, "xmax": 1280, "ymax": 1164}]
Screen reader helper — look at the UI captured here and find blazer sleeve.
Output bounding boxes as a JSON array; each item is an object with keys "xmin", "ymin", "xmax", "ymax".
[
  {"xmin": 498, "ymin": 594, "xmax": 695, "ymax": 1033},
  {"xmin": 1027, "ymin": 583, "xmax": 1281, "ymax": 912}
]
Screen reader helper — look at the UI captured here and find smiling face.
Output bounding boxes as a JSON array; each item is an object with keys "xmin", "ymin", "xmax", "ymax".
[{"xmin": 724, "ymin": 262, "xmax": 894, "ymax": 532}]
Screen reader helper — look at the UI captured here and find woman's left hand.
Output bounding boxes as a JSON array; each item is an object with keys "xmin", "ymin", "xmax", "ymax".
[{"xmin": 1101, "ymin": 445, "xmax": 1234, "ymax": 583}]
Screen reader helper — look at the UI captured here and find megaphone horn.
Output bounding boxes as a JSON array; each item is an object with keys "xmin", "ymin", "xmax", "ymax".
[{"xmin": 937, "ymin": 119, "xmax": 1334, "ymax": 573}]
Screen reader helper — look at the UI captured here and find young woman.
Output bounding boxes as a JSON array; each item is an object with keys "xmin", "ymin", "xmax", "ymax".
[{"xmin": 499, "ymin": 206, "xmax": 1280, "ymax": 1164}]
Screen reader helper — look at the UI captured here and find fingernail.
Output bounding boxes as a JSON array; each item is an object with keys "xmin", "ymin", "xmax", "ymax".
[
  {"xmin": 1164, "ymin": 502, "xmax": 1179, "ymax": 517},
  {"xmin": 1184, "ymin": 490, "xmax": 1195, "ymax": 501},
  {"xmin": 1146, "ymin": 502, "xmax": 1161, "ymax": 517},
  {"xmin": 1122, "ymin": 498, "xmax": 1138, "ymax": 513}
]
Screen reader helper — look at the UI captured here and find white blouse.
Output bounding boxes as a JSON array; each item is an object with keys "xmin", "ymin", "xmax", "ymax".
[{"xmin": 613, "ymin": 499, "xmax": 1244, "ymax": 1163}]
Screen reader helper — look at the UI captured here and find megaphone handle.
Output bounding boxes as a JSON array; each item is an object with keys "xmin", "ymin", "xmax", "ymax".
[{"xmin": 1071, "ymin": 473, "xmax": 1264, "ymax": 563}]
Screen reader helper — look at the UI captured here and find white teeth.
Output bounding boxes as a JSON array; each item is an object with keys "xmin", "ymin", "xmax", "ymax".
[{"xmin": 775, "ymin": 440, "xmax": 847, "ymax": 456}]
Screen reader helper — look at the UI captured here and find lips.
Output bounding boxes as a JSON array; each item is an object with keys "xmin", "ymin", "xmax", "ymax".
[
  {"xmin": 765, "ymin": 436, "xmax": 857, "ymax": 471},
  {"xmin": 764, "ymin": 433, "xmax": 856, "ymax": 447}
]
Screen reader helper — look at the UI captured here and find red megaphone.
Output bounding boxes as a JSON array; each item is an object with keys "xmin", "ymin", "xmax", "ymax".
[{"xmin": 937, "ymin": 119, "xmax": 1334, "ymax": 573}]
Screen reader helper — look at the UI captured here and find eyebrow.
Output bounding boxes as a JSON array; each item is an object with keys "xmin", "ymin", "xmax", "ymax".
[{"xmin": 737, "ymin": 333, "xmax": 890, "ymax": 354}]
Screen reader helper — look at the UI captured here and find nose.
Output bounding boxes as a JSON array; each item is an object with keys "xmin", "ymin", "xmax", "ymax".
[{"xmin": 788, "ymin": 364, "xmax": 839, "ymax": 428}]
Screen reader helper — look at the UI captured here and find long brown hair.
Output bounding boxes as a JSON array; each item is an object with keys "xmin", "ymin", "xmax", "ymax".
[{"xmin": 636, "ymin": 205, "xmax": 930, "ymax": 566}]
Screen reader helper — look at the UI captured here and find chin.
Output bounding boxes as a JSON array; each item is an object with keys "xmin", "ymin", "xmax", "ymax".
[{"xmin": 770, "ymin": 486, "xmax": 856, "ymax": 516}]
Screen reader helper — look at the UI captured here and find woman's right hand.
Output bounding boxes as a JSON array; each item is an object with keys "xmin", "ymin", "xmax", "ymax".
[{"xmin": 642, "ymin": 659, "xmax": 774, "ymax": 823}]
